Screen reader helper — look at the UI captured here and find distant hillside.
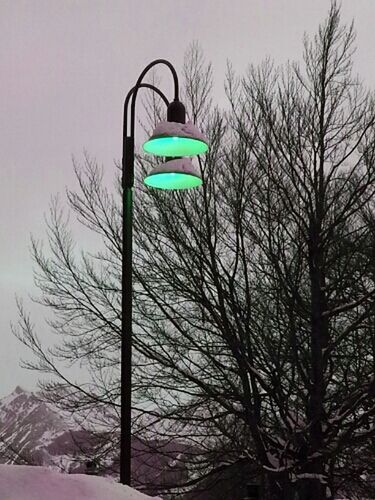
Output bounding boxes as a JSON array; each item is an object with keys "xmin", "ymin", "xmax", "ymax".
[
  {"xmin": 0, "ymin": 387, "xmax": 188, "ymax": 496},
  {"xmin": 0, "ymin": 386, "xmax": 83, "ymax": 471}
]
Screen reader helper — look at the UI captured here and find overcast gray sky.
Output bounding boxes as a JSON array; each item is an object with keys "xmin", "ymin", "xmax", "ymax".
[{"xmin": 1, "ymin": 0, "xmax": 374, "ymax": 398}]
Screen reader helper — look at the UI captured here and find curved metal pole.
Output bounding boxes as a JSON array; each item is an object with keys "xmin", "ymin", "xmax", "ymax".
[
  {"xmin": 121, "ymin": 61, "xmax": 176, "ymax": 487},
  {"xmin": 122, "ymin": 82, "xmax": 169, "ymax": 149},
  {"xmin": 130, "ymin": 59, "xmax": 179, "ymax": 138},
  {"xmin": 122, "ymin": 83, "xmax": 169, "ymax": 189}
]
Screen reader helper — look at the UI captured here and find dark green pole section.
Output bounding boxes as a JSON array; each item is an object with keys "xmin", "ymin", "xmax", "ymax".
[
  {"xmin": 121, "ymin": 136, "xmax": 134, "ymax": 486},
  {"xmin": 120, "ymin": 61, "xmax": 175, "ymax": 487}
]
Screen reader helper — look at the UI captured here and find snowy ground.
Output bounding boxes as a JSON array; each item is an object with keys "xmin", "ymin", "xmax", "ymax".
[{"xmin": 0, "ymin": 464, "xmax": 161, "ymax": 500}]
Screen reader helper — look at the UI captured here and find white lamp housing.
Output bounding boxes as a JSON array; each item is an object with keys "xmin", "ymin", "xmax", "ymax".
[
  {"xmin": 143, "ymin": 121, "xmax": 209, "ymax": 157},
  {"xmin": 144, "ymin": 157, "xmax": 202, "ymax": 190}
]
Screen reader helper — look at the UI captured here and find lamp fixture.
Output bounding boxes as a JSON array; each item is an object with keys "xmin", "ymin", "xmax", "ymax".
[
  {"xmin": 143, "ymin": 120, "xmax": 209, "ymax": 157},
  {"xmin": 144, "ymin": 157, "xmax": 202, "ymax": 190}
]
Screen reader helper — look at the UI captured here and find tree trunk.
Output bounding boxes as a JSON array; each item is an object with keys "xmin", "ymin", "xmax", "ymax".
[
  {"xmin": 264, "ymin": 474, "xmax": 328, "ymax": 500},
  {"xmin": 264, "ymin": 474, "xmax": 295, "ymax": 500},
  {"xmin": 294, "ymin": 479, "xmax": 327, "ymax": 500}
]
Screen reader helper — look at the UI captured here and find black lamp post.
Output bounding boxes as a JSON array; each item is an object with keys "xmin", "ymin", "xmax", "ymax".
[{"xmin": 120, "ymin": 59, "xmax": 208, "ymax": 485}]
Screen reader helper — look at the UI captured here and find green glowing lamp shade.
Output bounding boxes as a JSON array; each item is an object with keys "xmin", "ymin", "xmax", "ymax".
[
  {"xmin": 143, "ymin": 121, "xmax": 208, "ymax": 157},
  {"xmin": 144, "ymin": 136, "xmax": 208, "ymax": 157},
  {"xmin": 144, "ymin": 172, "xmax": 202, "ymax": 190},
  {"xmin": 144, "ymin": 158, "xmax": 202, "ymax": 190}
]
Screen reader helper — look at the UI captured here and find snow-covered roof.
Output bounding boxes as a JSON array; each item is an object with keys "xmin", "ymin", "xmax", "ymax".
[{"xmin": 0, "ymin": 465, "xmax": 160, "ymax": 500}]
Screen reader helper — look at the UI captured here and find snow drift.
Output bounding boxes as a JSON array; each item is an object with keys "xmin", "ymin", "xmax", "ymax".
[{"xmin": 0, "ymin": 464, "xmax": 161, "ymax": 500}]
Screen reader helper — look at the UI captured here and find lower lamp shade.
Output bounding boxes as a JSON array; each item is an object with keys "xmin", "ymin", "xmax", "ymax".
[{"xmin": 144, "ymin": 158, "xmax": 202, "ymax": 190}]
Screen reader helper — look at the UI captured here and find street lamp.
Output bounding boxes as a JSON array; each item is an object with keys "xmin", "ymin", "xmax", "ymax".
[{"xmin": 121, "ymin": 59, "xmax": 208, "ymax": 485}]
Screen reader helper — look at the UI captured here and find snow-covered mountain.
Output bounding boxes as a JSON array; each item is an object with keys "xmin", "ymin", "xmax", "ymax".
[
  {"xmin": 0, "ymin": 386, "xmax": 88, "ymax": 472},
  {"xmin": 0, "ymin": 387, "xmax": 188, "ymax": 496}
]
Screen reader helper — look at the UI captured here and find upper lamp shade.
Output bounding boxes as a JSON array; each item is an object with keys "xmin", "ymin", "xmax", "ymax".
[
  {"xmin": 143, "ymin": 121, "xmax": 208, "ymax": 157},
  {"xmin": 144, "ymin": 158, "xmax": 202, "ymax": 190}
]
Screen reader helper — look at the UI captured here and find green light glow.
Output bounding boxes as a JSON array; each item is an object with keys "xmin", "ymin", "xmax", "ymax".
[
  {"xmin": 144, "ymin": 172, "xmax": 202, "ymax": 190},
  {"xmin": 143, "ymin": 136, "xmax": 208, "ymax": 157}
]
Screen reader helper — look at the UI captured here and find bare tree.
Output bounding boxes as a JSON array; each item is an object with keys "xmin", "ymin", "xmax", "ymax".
[{"xmin": 13, "ymin": 4, "xmax": 375, "ymax": 499}]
